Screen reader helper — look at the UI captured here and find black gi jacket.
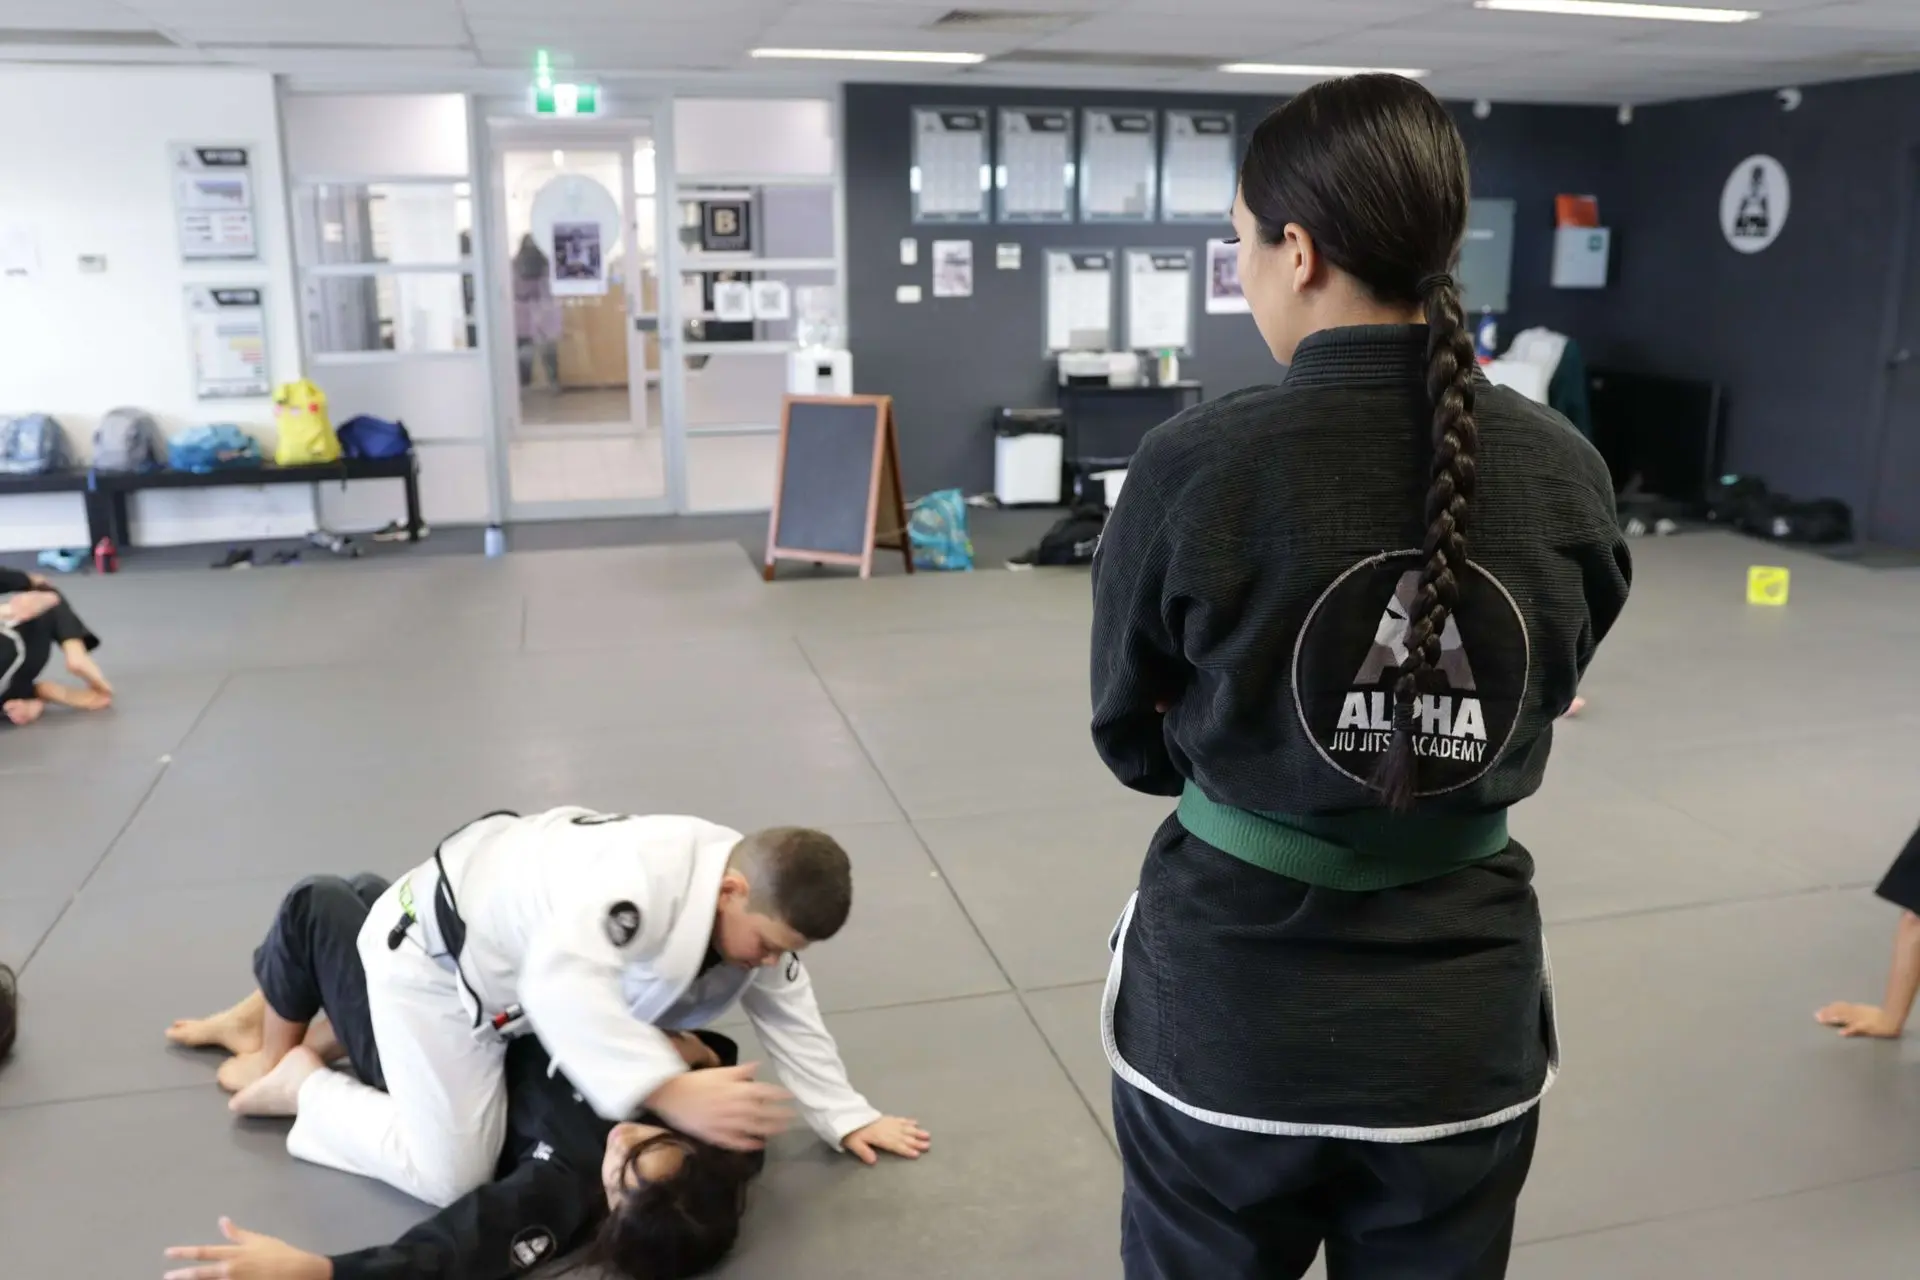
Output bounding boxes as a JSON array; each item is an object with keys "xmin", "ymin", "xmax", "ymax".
[
  {"xmin": 1092, "ymin": 325, "xmax": 1632, "ymax": 1134},
  {"xmin": 330, "ymin": 1037, "xmax": 610, "ymax": 1280}
]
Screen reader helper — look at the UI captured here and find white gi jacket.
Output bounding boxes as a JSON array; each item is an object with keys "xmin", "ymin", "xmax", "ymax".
[{"xmin": 408, "ymin": 807, "xmax": 881, "ymax": 1148}]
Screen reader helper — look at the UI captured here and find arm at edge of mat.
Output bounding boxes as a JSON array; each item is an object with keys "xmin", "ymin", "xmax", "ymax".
[
  {"xmin": 330, "ymin": 1157, "xmax": 600, "ymax": 1280},
  {"xmin": 520, "ymin": 885, "xmax": 688, "ymax": 1123},
  {"xmin": 1089, "ymin": 440, "xmax": 1186, "ymax": 797},
  {"xmin": 1573, "ymin": 450, "xmax": 1634, "ymax": 675},
  {"xmin": 739, "ymin": 956, "xmax": 880, "ymax": 1150}
]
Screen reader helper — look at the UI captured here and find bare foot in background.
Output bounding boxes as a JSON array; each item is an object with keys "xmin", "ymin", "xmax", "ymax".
[{"xmin": 167, "ymin": 990, "xmax": 266, "ymax": 1056}]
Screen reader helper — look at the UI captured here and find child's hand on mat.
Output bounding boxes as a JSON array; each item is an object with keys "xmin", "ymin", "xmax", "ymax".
[
  {"xmin": 843, "ymin": 1115, "xmax": 932, "ymax": 1165},
  {"xmin": 1816, "ymin": 1002, "xmax": 1904, "ymax": 1038},
  {"xmin": 648, "ymin": 1062, "xmax": 792, "ymax": 1151},
  {"xmin": 163, "ymin": 1217, "xmax": 332, "ymax": 1279}
]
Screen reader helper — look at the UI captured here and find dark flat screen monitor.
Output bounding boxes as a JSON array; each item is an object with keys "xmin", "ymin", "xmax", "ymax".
[{"xmin": 1587, "ymin": 367, "xmax": 1724, "ymax": 507}]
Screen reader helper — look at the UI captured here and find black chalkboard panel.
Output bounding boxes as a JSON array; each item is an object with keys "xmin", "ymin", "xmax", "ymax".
[{"xmin": 765, "ymin": 395, "xmax": 911, "ymax": 580}]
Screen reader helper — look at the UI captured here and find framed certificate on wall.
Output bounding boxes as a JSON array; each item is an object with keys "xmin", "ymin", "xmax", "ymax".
[
  {"xmin": 912, "ymin": 107, "xmax": 990, "ymax": 224},
  {"xmin": 1162, "ymin": 110, "xmax": 1236, "ymax": 223},
  {"xmin": 997, "ymin": 107, "xmax": 1074, "ymax": 223},
  {"xmin": 1081, "ymin": 108, "xmax": 1157, "ymax": 222}
]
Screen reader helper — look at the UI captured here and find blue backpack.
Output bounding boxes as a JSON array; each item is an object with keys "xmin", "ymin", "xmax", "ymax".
[
  {"xmin": 0, "ymin": 413, "xmax": 73, "ymax": 475},
  {"xmin": 170, "ymin": 424, "xmax": 262, "ymax": 473},
  {"xmin": 908, "ymin": 489, "xmax": 973, "ymax": 571},
  {"xmin": 336, "ymin": 415, "xmax": 412, "ymax": 460}
]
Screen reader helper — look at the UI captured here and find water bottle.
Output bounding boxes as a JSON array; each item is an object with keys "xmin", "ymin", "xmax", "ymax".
[{"xmin": 484, "ymin": 525, "xmax": 506, "ymax": 558}]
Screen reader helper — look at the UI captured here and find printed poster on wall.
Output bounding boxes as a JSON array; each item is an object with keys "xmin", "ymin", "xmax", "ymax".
[
  {"xmin": 185, "ymin": 286, "xmax": 270, "ymax": 399},
  {"xmin": 172, "ymin": 144, "xmax": 258, "ymax": 261},
  {"xmin": 932, "ymin": 239, "xmax": 974, "ymax": 298},
  {"xmin": 1721, "ymin": 154, "xmax": 1789, "ymax": 254},
  {"xmin": 1205, "ymin": 238, "xmax": 1249, "ymax": 314},
  {"xmin": 531, "ymin": 174, "xmax": 621, "ymax": 297}
]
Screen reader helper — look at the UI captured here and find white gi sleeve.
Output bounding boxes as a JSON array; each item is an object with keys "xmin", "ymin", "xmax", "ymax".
[
  {"xmin": 519, "ymin": 890, "xmax": 686, "ymax": 1122},
  {"xmin": 739, "ymin": 954, "xmax": 882, "ymax": 1148}
]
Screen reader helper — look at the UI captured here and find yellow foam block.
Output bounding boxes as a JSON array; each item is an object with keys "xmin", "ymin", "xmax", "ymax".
[{"xmin": 1747, "ymin": 565, "xmax": 1790, "ymax": 606}]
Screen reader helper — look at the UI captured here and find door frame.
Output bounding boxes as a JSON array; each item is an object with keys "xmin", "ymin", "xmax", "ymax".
[
  {"xmin": 479, "ymin": 102, "xmax": 685, "ymax": 521},
  {"xmin": 1864, "ymin": 143, "xmax": 1920, "ymax": 546}
]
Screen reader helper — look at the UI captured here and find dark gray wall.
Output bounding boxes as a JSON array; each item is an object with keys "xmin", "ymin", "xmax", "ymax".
[
  {"xmin": 1612, "ymin": 74, "xmax": 1920, "ymax": 538},
  {"xmin": 844, "ymin": 81, "xmax": 1631, "ymax": 494}
]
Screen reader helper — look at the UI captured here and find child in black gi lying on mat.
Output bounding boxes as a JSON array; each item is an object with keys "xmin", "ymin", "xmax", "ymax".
[
  {"xmin": 1816, "ymin": 823, "xmax": 1920, "ymax": 1039},
  {"xmin": 163, "ymin": 873, "xmax": 764, "ymax": 1280}
]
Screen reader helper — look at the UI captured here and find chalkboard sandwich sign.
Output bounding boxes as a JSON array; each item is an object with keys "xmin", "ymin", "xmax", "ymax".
[{"xmin": 763, "ymin": 394, "xmax": 913, "ymax": 581}]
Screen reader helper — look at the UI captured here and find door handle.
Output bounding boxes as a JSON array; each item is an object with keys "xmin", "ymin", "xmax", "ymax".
[{"xmin": 633, "ymin": 315, "xmax": 659, "ymax": 333}]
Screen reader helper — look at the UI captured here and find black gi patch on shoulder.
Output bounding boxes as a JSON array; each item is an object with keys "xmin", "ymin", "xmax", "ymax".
[
  {"xmin": 571, "ymin": 811, "xmax": 633, "ymax": 826},
  {"xmin": 604, "ymin": 900, "xmax": 642, "ymax": 948},
  {"xmin": 785, "ymin": 952, "xmax": 801, "ymax": 981},
  {"xmin": 1292, "ymin": 551, "xmax": 1529, "ymax": 797},
  {"xmin": 510, "ymin": 1225, "xmax": 557, "ymax": 1270}
]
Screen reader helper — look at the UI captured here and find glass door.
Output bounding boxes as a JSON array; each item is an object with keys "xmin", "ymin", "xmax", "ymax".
[{"xmin": 491, "ymin": 117, "xmax": 672, "ymax": 517}]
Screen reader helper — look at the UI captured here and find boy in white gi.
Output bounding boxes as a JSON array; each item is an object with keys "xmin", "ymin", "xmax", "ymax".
[{"xmin": 227, "ymin": 810, "xmax": 930, "ymax": 1205}]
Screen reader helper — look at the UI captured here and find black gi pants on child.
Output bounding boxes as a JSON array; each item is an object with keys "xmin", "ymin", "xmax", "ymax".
[
  {"xmin": 1113, "ymin": 1080, "xmax": 1539, "ymax": 1280},
  {"xmin": 252, "ymin": 873, "xmax": 390, "ymax": 1089}
]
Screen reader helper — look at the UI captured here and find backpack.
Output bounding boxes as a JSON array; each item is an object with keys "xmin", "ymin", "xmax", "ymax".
[
  {"xmin": 273, "ymin": 379, "xmax": 341, "ymax": 466},
  {"xmin": 1746, "ymin": 497, "xmax": 1853, "ymax": 545},
  {"xmin": 908, "ymin": 489, "xmax": 973, "ymax": 571},
  {"xmin": 0, "ymin": 413, "xmax": 73, "ymax": 475},
  {"xmin": 1014, "ymin": 503, "xmax": 1107, "ymax": 567},
  {"xmin": 335, "ymin": 415, "xmax": 412, "ymax": 460},
  {"xmin": 1705, "ymin": 475, "xmax": 1770, "ymax": 527},
  {"xmin": 92, "ymin": 407, "xmax": 168, "ymax": 472},
  {"xmin": 170, "ymin": 424, "xmax": 262, "ymax": 473}
]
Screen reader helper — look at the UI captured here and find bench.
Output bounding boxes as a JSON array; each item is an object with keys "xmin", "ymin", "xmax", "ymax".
[{"xmin": 1, "ymin": 455, "xmax": 423, "ymax": 549}]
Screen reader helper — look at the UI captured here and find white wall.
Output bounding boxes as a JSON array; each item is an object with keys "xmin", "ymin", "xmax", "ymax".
[{"xmin": 0, "ymin": 66, "xmax": 310, "ymax": 551}]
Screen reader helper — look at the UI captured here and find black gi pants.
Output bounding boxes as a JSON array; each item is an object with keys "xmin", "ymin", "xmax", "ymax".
[
  {"xmin": 252, "ymin": 873, "xmax": 390, "ymax": 1089},
  {"xmin": 1114, "ymin": 1080, "xmax": 1538, "ymax": 1280}
]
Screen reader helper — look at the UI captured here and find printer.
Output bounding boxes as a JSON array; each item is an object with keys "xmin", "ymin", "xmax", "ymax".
[{"xmin": 1057, "ymin": 350, "xmax": 1142, "ymax": 388}]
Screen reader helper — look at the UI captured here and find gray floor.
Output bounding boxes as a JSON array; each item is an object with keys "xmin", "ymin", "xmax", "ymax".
[{"xmin": 2, "ymin": 531, "xmax": 1919, "ymax": 1278}]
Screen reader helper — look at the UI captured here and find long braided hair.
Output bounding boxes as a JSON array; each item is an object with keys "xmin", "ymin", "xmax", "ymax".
[{"xmin": 1239, "ymin": 74, "xmax": 1477, "ymax": 810}]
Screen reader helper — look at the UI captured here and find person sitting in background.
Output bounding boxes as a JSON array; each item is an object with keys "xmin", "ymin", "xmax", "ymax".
[
  {"xmin": 1, "ymin": 569, "xmax": 112, "ymax": 727},
  {"xmin": 1817, "ymin": 822, "xmax": 1920, "ymax": 1039}
]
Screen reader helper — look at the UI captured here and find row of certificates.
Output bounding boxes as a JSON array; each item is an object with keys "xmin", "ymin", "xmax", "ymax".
[{"xmin": 912, "ymin": 106, "xmax": 1235, "ymax": 226}]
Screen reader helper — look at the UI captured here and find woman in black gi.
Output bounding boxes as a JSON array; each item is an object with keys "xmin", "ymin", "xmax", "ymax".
[{"xmin": 1092, "ymin": 76, "xmax": 1631, "ymax": 1279}]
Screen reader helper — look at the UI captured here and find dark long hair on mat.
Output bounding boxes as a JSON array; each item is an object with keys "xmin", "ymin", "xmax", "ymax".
[
  {"xmin": 0, "ymin": 964, "xmax": 17, "ymax": 1063},
  {"xmin": 1238, "ymin": 74, "xmax": 1477, "ymax": 810},
  {"xmin": 587, "ymin": 1131, "xmax": 759, "ymax": 1280}
]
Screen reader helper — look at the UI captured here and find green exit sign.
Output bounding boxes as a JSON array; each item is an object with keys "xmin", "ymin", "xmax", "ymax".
[
  {"xmin": 532, "ymin": 50, "xmax": 597, "ymax": 115},
  {"xmin": 534, "ymin": 82, "xmax": 598, "ymax": 115}
]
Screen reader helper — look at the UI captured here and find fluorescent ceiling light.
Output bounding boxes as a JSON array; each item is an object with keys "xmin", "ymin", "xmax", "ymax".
[
  {"xmin": 751, "ymin": 47, "xmax": 986, "ymax": 65},
  {"xmin": 1473, "ymin": 0, "xmax": 1759, "ymax": 22},
  {"xmin": 1220, "ymin": 63, "xmax": 1429, "ymax": 78}
]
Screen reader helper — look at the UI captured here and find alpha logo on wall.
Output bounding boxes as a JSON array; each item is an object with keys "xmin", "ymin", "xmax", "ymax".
[
  {"xmin": 1721, "ymin": 154, "xmax": 1790, "ymax": 254},
  {"xmin": 1292, "ymin": 552, "xmax": 1530, "ymax": 796}
]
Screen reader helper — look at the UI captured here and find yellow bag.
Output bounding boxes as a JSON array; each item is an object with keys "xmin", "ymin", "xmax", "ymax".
[{"xmin": 273, "ymin": 379, "xmax": 341, "ymax": 466}]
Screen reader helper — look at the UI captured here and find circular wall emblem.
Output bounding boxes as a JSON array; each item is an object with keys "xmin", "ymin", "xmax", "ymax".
[
  {"xmin": 1291, "ymin": 551, "xmax": 1530, "ymax": 797},
  {"xmin": 1720, "ymin": 154, "xmax": 1789, "ymax": 254}
]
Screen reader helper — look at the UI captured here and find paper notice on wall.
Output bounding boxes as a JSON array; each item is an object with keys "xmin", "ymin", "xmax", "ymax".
[
  {"xmin": 186, "ymin": 285, "xmax": 270, "ymax": 399},
  {"xmin": 1045, "ymin": 249, "xmax": 1113, "ymax": 352},
  {"xmin": 1205, "ymin": 238, "xmax": 1249, "ymax": 314},
  {"xmin": 1126, "ymin": 249, "xmax": 1193, "ymax": 352},
  {"xmin": 996, "ymin": 243, "xmax": 1022, "ymax": 271},
  {"xmin": 172, "ymin": 144, "xmax": 258, "ymax": 261},
  {"xmin": 932, "ymin": 239, "xmax": 974, "ymax": 298},
  {"xmin": 0, "ymin": 224, "xmax": 39, "ymax": 279}
]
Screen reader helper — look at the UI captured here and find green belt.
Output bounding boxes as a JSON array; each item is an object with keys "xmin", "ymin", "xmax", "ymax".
[{"xmin": 1176, "ymin": 781, "xmax": 1509, "ymax": 891}]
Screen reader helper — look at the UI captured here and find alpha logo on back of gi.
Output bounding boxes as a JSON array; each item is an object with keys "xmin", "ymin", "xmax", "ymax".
[{"xmin": 1292, "ymin": 551, "xmax": 1530, "ymax": 796}]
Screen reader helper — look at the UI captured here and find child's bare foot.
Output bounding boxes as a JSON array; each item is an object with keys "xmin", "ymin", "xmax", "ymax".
[
  {"xmin": 230, "ymin": 1046, "xmax": 325, "ymax": 1117},
  {"xmin": 217, "ymin": 1050, "xmax": 277, "ymax": 1093},
  {"xmin": 61, "ymin": 642, "xmax": 112, "ymax": 698},
  {"xmin": 3, "ymin": 699, "xmax": 44, "ymax": 727},
  {"xmin": 167, "ymin": 990, "xmax": 266, "ymax": 1055},
  {"xmin": 67, "ymin": 686, "xmax": 111, "ymax": 712},
  {"xmin": 303, "ymin": 1013, "xmax": 345, "ymax": 1064}
]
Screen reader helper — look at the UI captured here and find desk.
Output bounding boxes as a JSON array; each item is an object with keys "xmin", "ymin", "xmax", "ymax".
[{"xmin": 1056, "ymin": 380, "xmax": 1203, "ymax": 501}]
